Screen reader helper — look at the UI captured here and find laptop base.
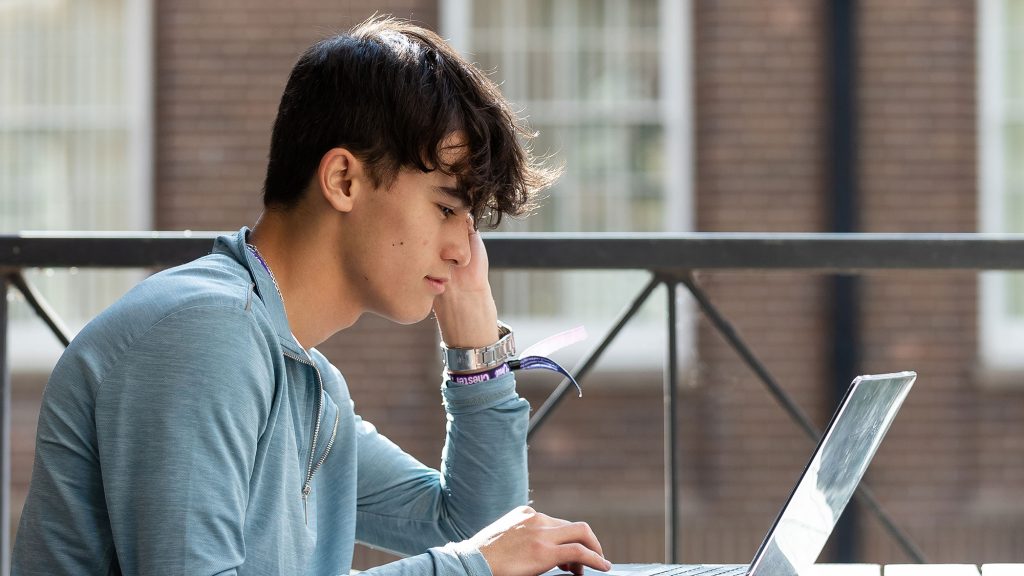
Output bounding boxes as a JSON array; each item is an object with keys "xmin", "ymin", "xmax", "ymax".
[{"xmin": 553, "ymin": 564, "xmax": 747, "ymax": 576}]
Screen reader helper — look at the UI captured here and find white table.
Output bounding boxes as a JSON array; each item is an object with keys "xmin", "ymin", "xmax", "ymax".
[
  {"xmin": 808, "ymin": 564, "xmax": 1024, "ymax": 575},
  {"xmin": 981, "ymin": 566, "xmax": 1024, "ymax": 576},
  {"xmin": 885, "ymin": 565, "xmax": 980, "ymax": 575},
  {"xmin": 808, "ymin": 564, "xmax": 881, "ymax": 575}
]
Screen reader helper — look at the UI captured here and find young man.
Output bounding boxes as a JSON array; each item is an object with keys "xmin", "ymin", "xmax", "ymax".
[{"xmin": 12, "ymin": 17, "xmax": 611, "ymax": 576}]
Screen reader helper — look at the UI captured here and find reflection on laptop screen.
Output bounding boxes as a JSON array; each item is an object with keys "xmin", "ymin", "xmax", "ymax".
[{"xmin": 748, "ymin": 372, "xmax": 916, "ymax": 575}]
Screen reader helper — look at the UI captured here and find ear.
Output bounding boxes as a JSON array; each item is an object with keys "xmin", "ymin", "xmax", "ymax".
[{"xmin": 317, "ymin": 148, "xmax": 366, "ymax": 214}]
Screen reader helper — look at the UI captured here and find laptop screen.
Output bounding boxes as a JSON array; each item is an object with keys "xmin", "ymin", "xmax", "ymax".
[{"xmin": 747, "ymin": 371, "xmax": 916, "ymax": 575}]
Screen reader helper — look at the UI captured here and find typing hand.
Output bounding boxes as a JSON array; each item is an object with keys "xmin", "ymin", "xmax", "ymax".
[{"xmin": 469, "ymin": 506, "xmax": 612, "ymax": 576}]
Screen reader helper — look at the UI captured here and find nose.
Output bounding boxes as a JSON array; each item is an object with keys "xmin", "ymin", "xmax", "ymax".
[{"xmin": 441, "ymin": 217, "xmax": 473, "ymax": 268}]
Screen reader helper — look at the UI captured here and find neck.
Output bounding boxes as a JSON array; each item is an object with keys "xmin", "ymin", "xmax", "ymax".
[{"xmin": 248, "ymin": 206, "xmax": 362, "ymax": 349}]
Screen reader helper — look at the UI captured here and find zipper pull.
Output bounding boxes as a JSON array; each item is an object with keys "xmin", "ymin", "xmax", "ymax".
[{"xmin": 302, "ymin": 484, "xmax": 311, "ymax": 525}]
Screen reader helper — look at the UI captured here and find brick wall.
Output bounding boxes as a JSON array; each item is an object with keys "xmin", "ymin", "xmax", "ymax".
[
  {"xmin": 857, "ymin": 0, "xmax": 1024, "ymax": 563},
  {"xmin": 155, "ymin": 0, "xmax": 437, "ymax": 232},
  {"xmin": 685, "ymin": 0, "xmax": 1024, "ymax": 565},
  {"xmin": 691, "ymin": 0, "xmax": 831, "ymax": 561}
]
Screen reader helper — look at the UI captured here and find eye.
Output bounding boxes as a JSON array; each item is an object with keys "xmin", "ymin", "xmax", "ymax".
[{"xmin": 438, "ymin": 204, "xmax": 456, "ymax": 218}]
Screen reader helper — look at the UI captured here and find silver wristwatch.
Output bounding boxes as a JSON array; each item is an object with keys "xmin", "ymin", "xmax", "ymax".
[{"xmin": 441, "ymin": 321, "xmax": 516, "ymax": 374}]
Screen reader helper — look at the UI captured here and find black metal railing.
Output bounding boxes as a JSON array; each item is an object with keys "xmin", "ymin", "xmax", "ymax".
[{"xmin": 4, "ymin": 231, "xmax": 1024, "ymax": 573}]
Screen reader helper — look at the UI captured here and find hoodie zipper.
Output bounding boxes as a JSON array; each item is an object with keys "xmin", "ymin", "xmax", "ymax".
[
  {"xmin": 243, "ymin": 244, "xmax": 339, "ymax": 524},
  {"xmin": 284, "ymin": 350, "xmax": 340, "ymax": 525}
]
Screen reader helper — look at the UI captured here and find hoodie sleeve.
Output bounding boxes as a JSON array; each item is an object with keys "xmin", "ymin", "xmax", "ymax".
[
  {"xmin": 351, "ymin": 371, "xmax": 529, "ymax": 573},
  {"xmin": 351, "ymin": 542, "xmax": 492, "ymax": 576}
]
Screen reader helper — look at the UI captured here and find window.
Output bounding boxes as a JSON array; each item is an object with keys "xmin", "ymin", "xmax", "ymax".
[
  {"xmin": 442, "ymin": 0, "xmax": 693, "ymax": 369},
  {"xmin": 0, "ymin": 0, "xmax": 152, "ymax": 369},
  {"xmin": 980, "ymin": 0, "xmax": 1024, "ymax": 369}
]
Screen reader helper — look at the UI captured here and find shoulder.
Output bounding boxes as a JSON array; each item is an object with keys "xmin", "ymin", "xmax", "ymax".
[
  {"xmin": 101, "ymin": 253, "xmax": 262, "ymax": 332},
  {"xmin": 135, "ymin": 253, "xmax": 257, "ymax": 313},
  {"xmin": 55, "ymin": 253, "xmax": 277, "ymax": 392}
]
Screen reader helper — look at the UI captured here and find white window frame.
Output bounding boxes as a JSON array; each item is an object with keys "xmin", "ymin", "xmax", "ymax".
[
  {"xmin": 979, "ymin": 0, "xmax": 1024, "ymax": 369},
  {"xmin": 4, "ymin": 0, "xmax": 154, "ymax": 371},
  {"xmin": 441, "ymin": 0, "xmax": 694, "ymax": 371}
]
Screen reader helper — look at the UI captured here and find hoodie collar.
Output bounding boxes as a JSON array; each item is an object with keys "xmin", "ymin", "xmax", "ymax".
[{"xmin": 213, "ymin": 227, "xmax": 307, "ymax": 358}]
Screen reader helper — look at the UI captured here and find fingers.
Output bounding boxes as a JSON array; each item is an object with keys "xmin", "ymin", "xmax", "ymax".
[
  {"xmin": 523, "ymin": 513, "xmax": 603, "ymax": 558},
  {"xmin": 532, "ymin": 515, "xmax": 610, "ymax": 572},
  {"xmin": 556, "ymin": 542, "xmax": 612, "ymax": 573},
  {"xmin": 557, "ymin": 541, "xmax": 610, "ymax": 569},
  {"xmin": 467, "ymin": 227, "xmax": 486, "ymax": 262},
  {"xmin": 476, "ymin": 507, "xmax": 612, "ymax": 576},
  {"xmin": 553, "ymin": 522, "xmax": 602, "ymax": 556}
]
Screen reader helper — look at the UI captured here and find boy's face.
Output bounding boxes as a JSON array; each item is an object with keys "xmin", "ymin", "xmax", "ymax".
[{"xmin": 341, "ymin": 136, "xmax": 475, "ymax": 324}]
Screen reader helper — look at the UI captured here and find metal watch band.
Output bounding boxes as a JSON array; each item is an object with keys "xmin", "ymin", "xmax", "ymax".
[{"xmin": 441, "ymin": 321, "xmax": 516, "ymax": 374}]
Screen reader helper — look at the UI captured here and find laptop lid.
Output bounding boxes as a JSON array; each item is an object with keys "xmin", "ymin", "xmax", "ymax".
[{"xmin": 747, "ymin": 371, "xmax": 916, "ymax": 576}]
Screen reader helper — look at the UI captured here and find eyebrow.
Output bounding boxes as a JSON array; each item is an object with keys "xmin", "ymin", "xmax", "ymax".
[{"xmin": 435, "ymin": 186, "xmax": 469, "ymax": 209}]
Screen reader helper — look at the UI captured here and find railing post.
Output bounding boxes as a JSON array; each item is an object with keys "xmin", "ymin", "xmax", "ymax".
[
  {"xmin": 829, "ymin": 0, "xmax": 861, "ymax": 562},
  {"xmin": 1, "ymin": 276, "xmax": 11, "ymax": 575},
  {"xmin": 664, "ymin": 278, "xmax": 680, "ymax": 564}
]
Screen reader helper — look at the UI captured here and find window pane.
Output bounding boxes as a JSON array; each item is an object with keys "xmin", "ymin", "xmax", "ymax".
[
  {"xmin": 525, "ymin": 0, "xmax": 555, "ymax": 28},
  {"xmin": 0, "ymin": 0, "xmax": 141, "ymax": 332},
  {"xmin": 471, "ymin": 0, "xmax": 502, "ymax": 29},
  {"xmin": 1008, "ymin": 273, "xmax": 1024, "ymax": 318},
  {"xmin": 1004, "ymin": 123, "xmax": 1024, "ymax": 231},
  {"xmin": 1007, "ymin": 1, "xmax": 1024, "ymax": 100},
  {"xmin": 472, "ymin": 50, "xmax": 502, "ymax": 77},
  {"xmin": 629, "ymin": 0, "xmax": 659, "ymax": 28},
  {"xmin": 0, "ymin": 0, "xmax": 125, "ymax": 108},
  {"xmin": 626, "ymin": 51, "xmax": 660, "ymax": 101},
  {"xmin": 630, "ymin": 124, "xmax": 664, "ymax": 231},
  {"xmin": 1008, "ymin": 0, "xmax": 1024, "ymax": 31},
  {"xmin": 526, "ymin": 50, "xmax": 555, "ymax": 100},
  {"xmin": 577, "ymin": 0, "xmax": 605, "ymax": 29},
  {"xmin": 1007, "ymin": 44, "xmax": 1024, "ymax": 101},
  {"xmin": 578, "ymin": 124, "xmax": 611, "ymax": 184},
  {"xmin": 578, "ymin": 49, "xmax": 609, "ymax": 101},
  {"xmin": 1005, "ymin": 3, "xmax": 1024, "ymax": 323},
  {"xmin": 465, "ymin": 0, "xmax": 673, "ymax": 322}
]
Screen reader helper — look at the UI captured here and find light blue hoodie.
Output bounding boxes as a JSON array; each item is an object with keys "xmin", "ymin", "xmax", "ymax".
[{"xmin": 13, "ymin": 228, "xmax": 529, "ymax": 575}]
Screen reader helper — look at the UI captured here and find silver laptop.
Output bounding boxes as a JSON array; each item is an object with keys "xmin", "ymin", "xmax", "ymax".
[{"xmin": 559, "ymin": 371, "xmax": 917, "ymax": 576}]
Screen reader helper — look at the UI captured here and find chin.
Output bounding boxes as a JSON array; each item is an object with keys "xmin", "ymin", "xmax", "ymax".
[{"xmin": 378, "ymin": 305, "xmax": 433, "ymax": 326}]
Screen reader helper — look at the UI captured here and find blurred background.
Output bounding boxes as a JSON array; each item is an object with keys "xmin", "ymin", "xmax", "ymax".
[{"xmin": 2, "ymin": 0, "xmax": 1024, "ymax": 568}]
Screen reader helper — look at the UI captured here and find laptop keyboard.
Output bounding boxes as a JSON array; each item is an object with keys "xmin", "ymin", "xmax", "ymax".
[{"xmin": 629, "ymin": 566, "xmax": 746, "ymax": 576}]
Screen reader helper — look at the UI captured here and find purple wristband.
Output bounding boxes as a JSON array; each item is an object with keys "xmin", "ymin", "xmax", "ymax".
[{"xmin": 448, "ymin": 363, "xmax": 511, "ymax": 386}]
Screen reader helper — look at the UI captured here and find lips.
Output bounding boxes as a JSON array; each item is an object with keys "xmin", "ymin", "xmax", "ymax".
[{"xmin": 426, "ymin": 276, "xmax": 448, "ymax": 294}]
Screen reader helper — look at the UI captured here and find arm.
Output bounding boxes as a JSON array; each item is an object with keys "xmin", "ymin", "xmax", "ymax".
[
  {"xmin": 353, "ymin": 371, "xmax": 528, "ymax": 554},
  {"xmin": 355, "ymin": 224, "xmax": 526, "ymax": 554},
  {"xmin": 95, "ymin": 306, "xmax": 274, "ymax": 575},
  {"xmin": 356, "ymin": 506, "xmax": 610, "ymax": 576},
  {"xmin": 354, "ymin": 223, "xmax": 610, "ymax": 576}
]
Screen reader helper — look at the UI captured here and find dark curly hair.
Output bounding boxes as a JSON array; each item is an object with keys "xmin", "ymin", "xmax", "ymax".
[{"xmin": 262, "ymin": 16, "xmax": 558, "ymax": 227}]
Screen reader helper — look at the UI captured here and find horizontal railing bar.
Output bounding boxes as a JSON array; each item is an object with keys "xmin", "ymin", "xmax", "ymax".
[{"xmin": 4, "ymin": 232, "xmax": 1024, "ymax": 270}]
